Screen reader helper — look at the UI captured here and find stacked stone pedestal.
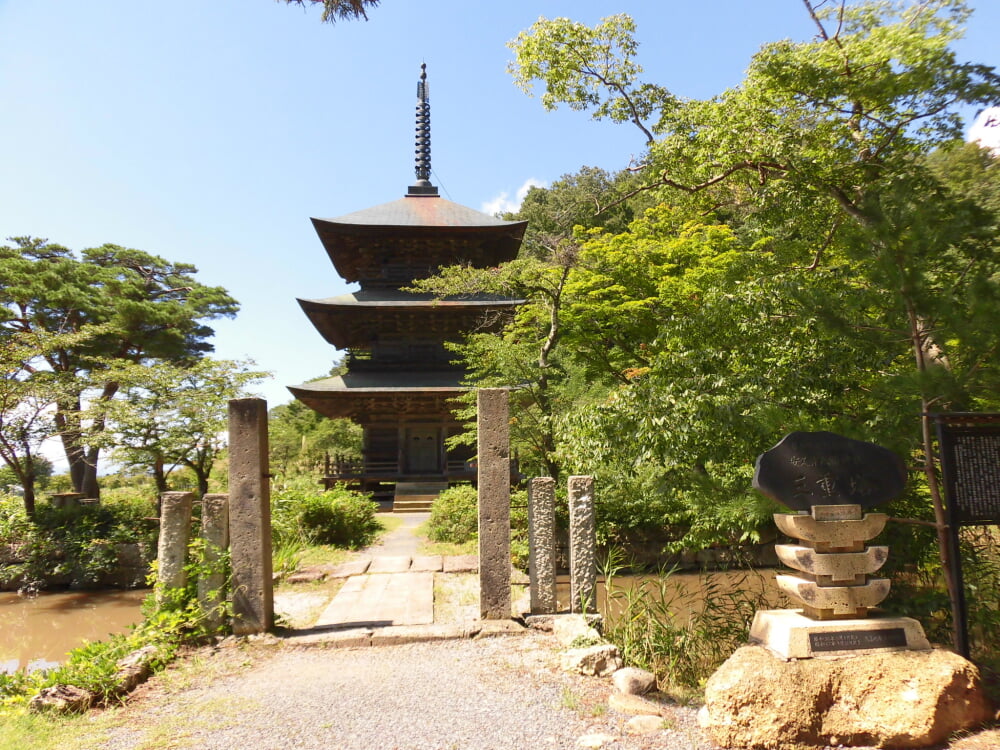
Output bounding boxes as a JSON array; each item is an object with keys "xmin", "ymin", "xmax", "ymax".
[{"xmin": 751, "ymin": 503, "xmax": 929, "ymax": 659}]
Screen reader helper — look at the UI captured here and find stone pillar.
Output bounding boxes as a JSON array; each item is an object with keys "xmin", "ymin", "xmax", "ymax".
[
  {"xmin": 568, "ymin": 475, "xmax": 596, "ymax": 614},
  {"xmin": 199, "ymin": 493, "xmax": 230, "ymax": 632},
  {"xmin": 156, "ymin": 491, "xmax": 193, "ymax": 607},
  {"xmin": 477, "ymin": 388, "xmax": 511, "ymax": 620},
  {"xmin": 528, "ymin": 477, "xmax": 557, "ymax": 614},
  {"xmin": 228, "ymin": 398, "xmax": 273, "ymax": 635}
]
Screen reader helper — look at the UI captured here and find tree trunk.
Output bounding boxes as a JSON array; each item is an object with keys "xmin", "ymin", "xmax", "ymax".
[
  {"xmin": 80, "ymin": 445, "xmax": 102, "ymax": 499},
  {"xmin": 21, "ymin": 465, "xmax": 36, "ymax": 519},
  {"xmin": 905, "ymin": 299, "xmax": 963, "ymax": 652},
  {"xmin": 153, "ymin": 456, "xmax": 168, "ymax": 494},
  {"xmin": 196, "ymin": 471, "xmax": 209, "ymax": 499}
]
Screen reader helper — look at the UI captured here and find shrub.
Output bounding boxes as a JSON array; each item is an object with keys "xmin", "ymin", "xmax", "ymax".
[
  {"xmin": 271, "ymin": 480, "xmax": 380, "ymax": 549},
  {"xmin": 427, "ymin": 484, "xmax": 478, "ymax": 544},
  {"xmin": 0, "ymin": 493, "xmax": 157, "ymax": 590}
]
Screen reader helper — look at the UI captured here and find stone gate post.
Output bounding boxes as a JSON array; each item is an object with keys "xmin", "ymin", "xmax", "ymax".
[
  {"xmin": 569, "ymin": 475, "xmax": 596, "ymax": 613},
  {"xmin": 528, "ymin": 477, "xmax": 557, "ymax": 614},
  {"xmin": 477, "ymin": 388, "xmax": 511, "ymax": 620},
  {"xmin": 156, "ymin": 491, "xmax": 193, "ymax": 607},
  {"xmin": 228, "ymin": 398, "xmax": 273, "ymax": 635},
  {"xmin": 199, "ymin": 493, "xmax": 230, "ymax": 631}
]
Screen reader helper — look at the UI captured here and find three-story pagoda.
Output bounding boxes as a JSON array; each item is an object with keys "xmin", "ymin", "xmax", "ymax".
[{"xmin": 288, "ymin": 65, "xmax": 526, "ymax": 510}]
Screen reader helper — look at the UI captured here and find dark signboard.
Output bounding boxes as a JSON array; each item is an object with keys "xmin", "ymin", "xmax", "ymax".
[
  {"xmin": 932, "ymin": 413, "xmax": 1000, "ymax": 659},
  {"xmin": 936, "ymin": 416, "xmax": 1000, "ymax": 525},
  {"xmin": 753, "ymin": 431, "xmax": 907, "ymax": 511}
]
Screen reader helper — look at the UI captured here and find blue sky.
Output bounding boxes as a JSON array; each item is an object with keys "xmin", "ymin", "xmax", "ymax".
[{"xmin": 2, "ymin": 0, "xmax": 999, "ymax": 412}]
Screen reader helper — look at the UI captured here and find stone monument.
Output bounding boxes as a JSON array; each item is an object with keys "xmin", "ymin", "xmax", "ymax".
[
  {"xmin": 698, "ymin": 431, "xmax": 990, "ymax": 749},
  {"xmin": 749, "ymin": 431, "xmax": 930, "ymax": 658}
]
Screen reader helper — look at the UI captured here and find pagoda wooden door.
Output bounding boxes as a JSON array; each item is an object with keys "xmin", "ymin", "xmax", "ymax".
[{"xmin": 405, "ymin": 427, "xmax": 441, "ymax": 474}]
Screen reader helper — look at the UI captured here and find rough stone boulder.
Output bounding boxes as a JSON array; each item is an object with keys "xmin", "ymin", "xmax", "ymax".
[
  {"xmin": 550, "ymin": 613, "xmax": 603, "ymax": 646},
  {"xmin": 560, "ymin": 644, "xmax": 622, "ymax": 677},
  {"xmin": 28, "ymin": 684, "xmax": 95, "ymax": 714},
  {"xmin": 612, "ymin": 666, "xmax": 656, "ymax": 696},
  {"xmin": 698, "ymin": 645, "xmax": 991, "ymax": 749},
  {"xmin": 608, "ymin": 692, "xmax": 664, "ymax": 716},
  {"xmin": 114, "ymin": 644, "xmax": 160, "ymax": 694}
]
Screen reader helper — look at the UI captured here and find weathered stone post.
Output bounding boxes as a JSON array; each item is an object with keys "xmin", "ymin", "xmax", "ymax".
[
  {"xmin": 156, "ymin": 491, "xmax": 194, "ymax": 606},
  {"xmin": 568, "ymin": 475, "xmax": 596, "ymax": 614},
  {"xmin": 199, "ymin": 493, "xmax": 230, "ymax": 631},
  {"xmin": 477, "ymin": 388, "xmax": 511, "ymax": 620},
  {"xmin": 528, "ymin": 477, "xmax": 557, "ymax": 614},
  {"xmin": 228, "ymin": 398, "xmax": 273, "ymax": 635}
]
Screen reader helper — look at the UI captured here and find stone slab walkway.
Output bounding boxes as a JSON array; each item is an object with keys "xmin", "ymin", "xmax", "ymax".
[
  {"xmin": 277, "ymin": 513, "xmax": 494, "ymax": 646},
  {"xmin": 314, "ymin": 571, "xmax": 434, "ymax": 628}
]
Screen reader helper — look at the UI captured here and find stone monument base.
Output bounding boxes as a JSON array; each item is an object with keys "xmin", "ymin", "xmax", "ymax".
[
  {"xmin": 699, "ymin": 645, "xmax": 991, "ymax": 750},
  {"xmin": 750, "ymin": 608, "xmax": 930, "ymax": 659}
]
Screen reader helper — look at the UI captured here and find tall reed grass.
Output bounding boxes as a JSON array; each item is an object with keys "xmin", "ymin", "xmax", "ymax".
[{"xmin": 600, "ymin": 550, "xmax": 773, "ymax": 690}]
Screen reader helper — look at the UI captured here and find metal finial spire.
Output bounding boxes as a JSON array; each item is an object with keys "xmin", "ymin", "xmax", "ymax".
[{"xmin": 408, "ymin": 62, "xmax": 438, "ymax": 196}]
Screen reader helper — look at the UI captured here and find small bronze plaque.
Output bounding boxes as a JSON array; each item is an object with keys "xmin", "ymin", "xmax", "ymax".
[{"xmin": 809, "ymin": 628, "xmax": 907, "ymax": 652}]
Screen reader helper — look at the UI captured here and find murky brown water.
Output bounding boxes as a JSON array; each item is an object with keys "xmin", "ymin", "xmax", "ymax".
[
  {"xmin": 555, "ymin": 569, "xmax": 785, "ymax": 620},
  {"xmin": 0, "ymin": 570, "xmax": 783, "ymax": 674},
  {"xmin": 0, "ymin": 590, "xmax": 147, "ymax": 673}
]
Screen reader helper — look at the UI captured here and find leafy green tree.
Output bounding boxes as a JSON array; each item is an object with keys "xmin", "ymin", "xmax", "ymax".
[
  {"xmin": 507, "ymin": 167, "xmax": 643, "ymax": 258},
  {"xmin": 0, "ymin": 327, "xmax": 107, "ymax": 515},
  {"xmin": 280, "ymin": 0, "xmax": 379, "ymax": 23},
  {"xmin": 269, "ymin": 398, "xmax": 362, "ymax": 478},
  {"xmin": 510, "ymin": 1, "xmax": 1000, "ymax": 646},
  {"xmin": 0, "ymin": 237, "xmax": 239, "ymax": 498},
  {"xmin": 99, "ymin": 359, "xmax": 268, "ymax": 496}
]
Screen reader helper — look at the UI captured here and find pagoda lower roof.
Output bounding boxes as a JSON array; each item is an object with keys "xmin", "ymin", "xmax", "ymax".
[
  {"xmin": 288, "ymin": 370, "xmax": 467, "ymax": 420},
  {"xmin": 292, "ymin": 371, "xmax": 464, "ymax": 391}
]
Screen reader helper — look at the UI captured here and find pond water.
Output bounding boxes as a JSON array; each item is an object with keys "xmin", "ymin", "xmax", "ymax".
[
  {"xmin": 555, "ymin": 569, "xmax": 784, "ymax": 621},
  {"xmin": 0, "ymin": 589, "xmax": 147, "ymax": 673},
  {"xmin": 0, "ymin": 570, "xmax": 783, "ymax": 674}
]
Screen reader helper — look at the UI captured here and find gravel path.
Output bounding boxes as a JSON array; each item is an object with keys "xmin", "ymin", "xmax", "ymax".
[{"xmin": 90, "ymin": 633, "xmax": 718, "ymax": 750}]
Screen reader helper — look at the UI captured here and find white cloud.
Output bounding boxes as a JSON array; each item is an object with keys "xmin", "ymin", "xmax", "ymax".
[
  {"xmin": 968, "ymin": 107, "xmax": 1000, "ymax": 155},
  {"xmin": 481, "ymin": 178, "xmax": 548, "ymax": 216}
]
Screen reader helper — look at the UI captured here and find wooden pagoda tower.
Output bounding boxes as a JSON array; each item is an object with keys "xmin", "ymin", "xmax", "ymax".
[{"xmin": 288, "ymin": 65, "xmax": 526, "ymax": 510}]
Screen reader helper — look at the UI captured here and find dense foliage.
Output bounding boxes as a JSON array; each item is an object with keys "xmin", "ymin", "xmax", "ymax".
[
  {"xmin": 0, "ymin": 492, "xmax": 157, "ymax": 590},
  {"xmin": 271, "ymin": 479, "xmax": 380, "ymax": 549},
  {"xmin": 0, "ymin": 237, "xmax": 239, "ymax": 500},
  {"xmin": 269, "ymin": 394, "xmax": 362, "ymax": 478},
  {"xmin": 426, "ymin": 484, "xmax": 478, "ymax": 544},
  {"xmin": 416, "ymin": 0, "xmax": 1000, "ymax": 658},
  {"xmin": 280, "ymin": 0, "xmax": 379, "ymax": 24}
]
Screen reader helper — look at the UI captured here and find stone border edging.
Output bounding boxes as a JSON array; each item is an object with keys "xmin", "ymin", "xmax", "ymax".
[{"xmin": 277, "ymin": 619, "xmax": 526, "ymax": 649}]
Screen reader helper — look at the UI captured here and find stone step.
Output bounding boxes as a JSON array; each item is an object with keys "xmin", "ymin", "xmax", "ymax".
[
  {"xmin": 394, "ymin": 481, "xmax": 448, "ymax": 496},
  {"xmin": 392, "ymin": 497, "xmax": 435, "ymax": 513}
]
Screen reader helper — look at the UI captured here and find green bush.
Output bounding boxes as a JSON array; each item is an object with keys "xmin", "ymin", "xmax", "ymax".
[
  {"xmin": 427, "ymin": 484, "xmax": 478, "ymax": 544},
  {"xmin": 0, "ymin": 493, "xmax": 157, "ymax": 590},
  {"xmin": 271, "ymin": 480, "xmax": 380, "ymax": 549}
]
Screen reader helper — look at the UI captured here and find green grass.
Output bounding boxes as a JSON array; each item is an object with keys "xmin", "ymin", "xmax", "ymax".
[
  {"xmin": 294, "ymin": 544, "xmax": 353, "ymax": 568},
  {"xmin": 376, "ymin": 514, "xmax": 405, "ymax": 537},
  {"xmin": 0, "ymin": 708, "xmax": 112, "ymax": 750},
  {"xmin": 415, "ymin": 519, "xmax": 476, "ymax": 556},
  {"xmin": 419, "ymin": 537, "xmax": 478, "ymax": 556}
]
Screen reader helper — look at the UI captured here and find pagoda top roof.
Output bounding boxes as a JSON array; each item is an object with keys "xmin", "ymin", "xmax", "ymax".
[
  {"xmin": 299, "ymin": 289, "xmax": 522, "ymax": 307},
  {"xmin": 313, "ymin": 193, "xmax": 525, "ymax": 231}
]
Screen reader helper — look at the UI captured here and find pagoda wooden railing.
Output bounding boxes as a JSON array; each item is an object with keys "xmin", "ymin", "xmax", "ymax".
[{"xmin": 323, "ymin": 453, "xmax": 475, "ymax": 480}]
